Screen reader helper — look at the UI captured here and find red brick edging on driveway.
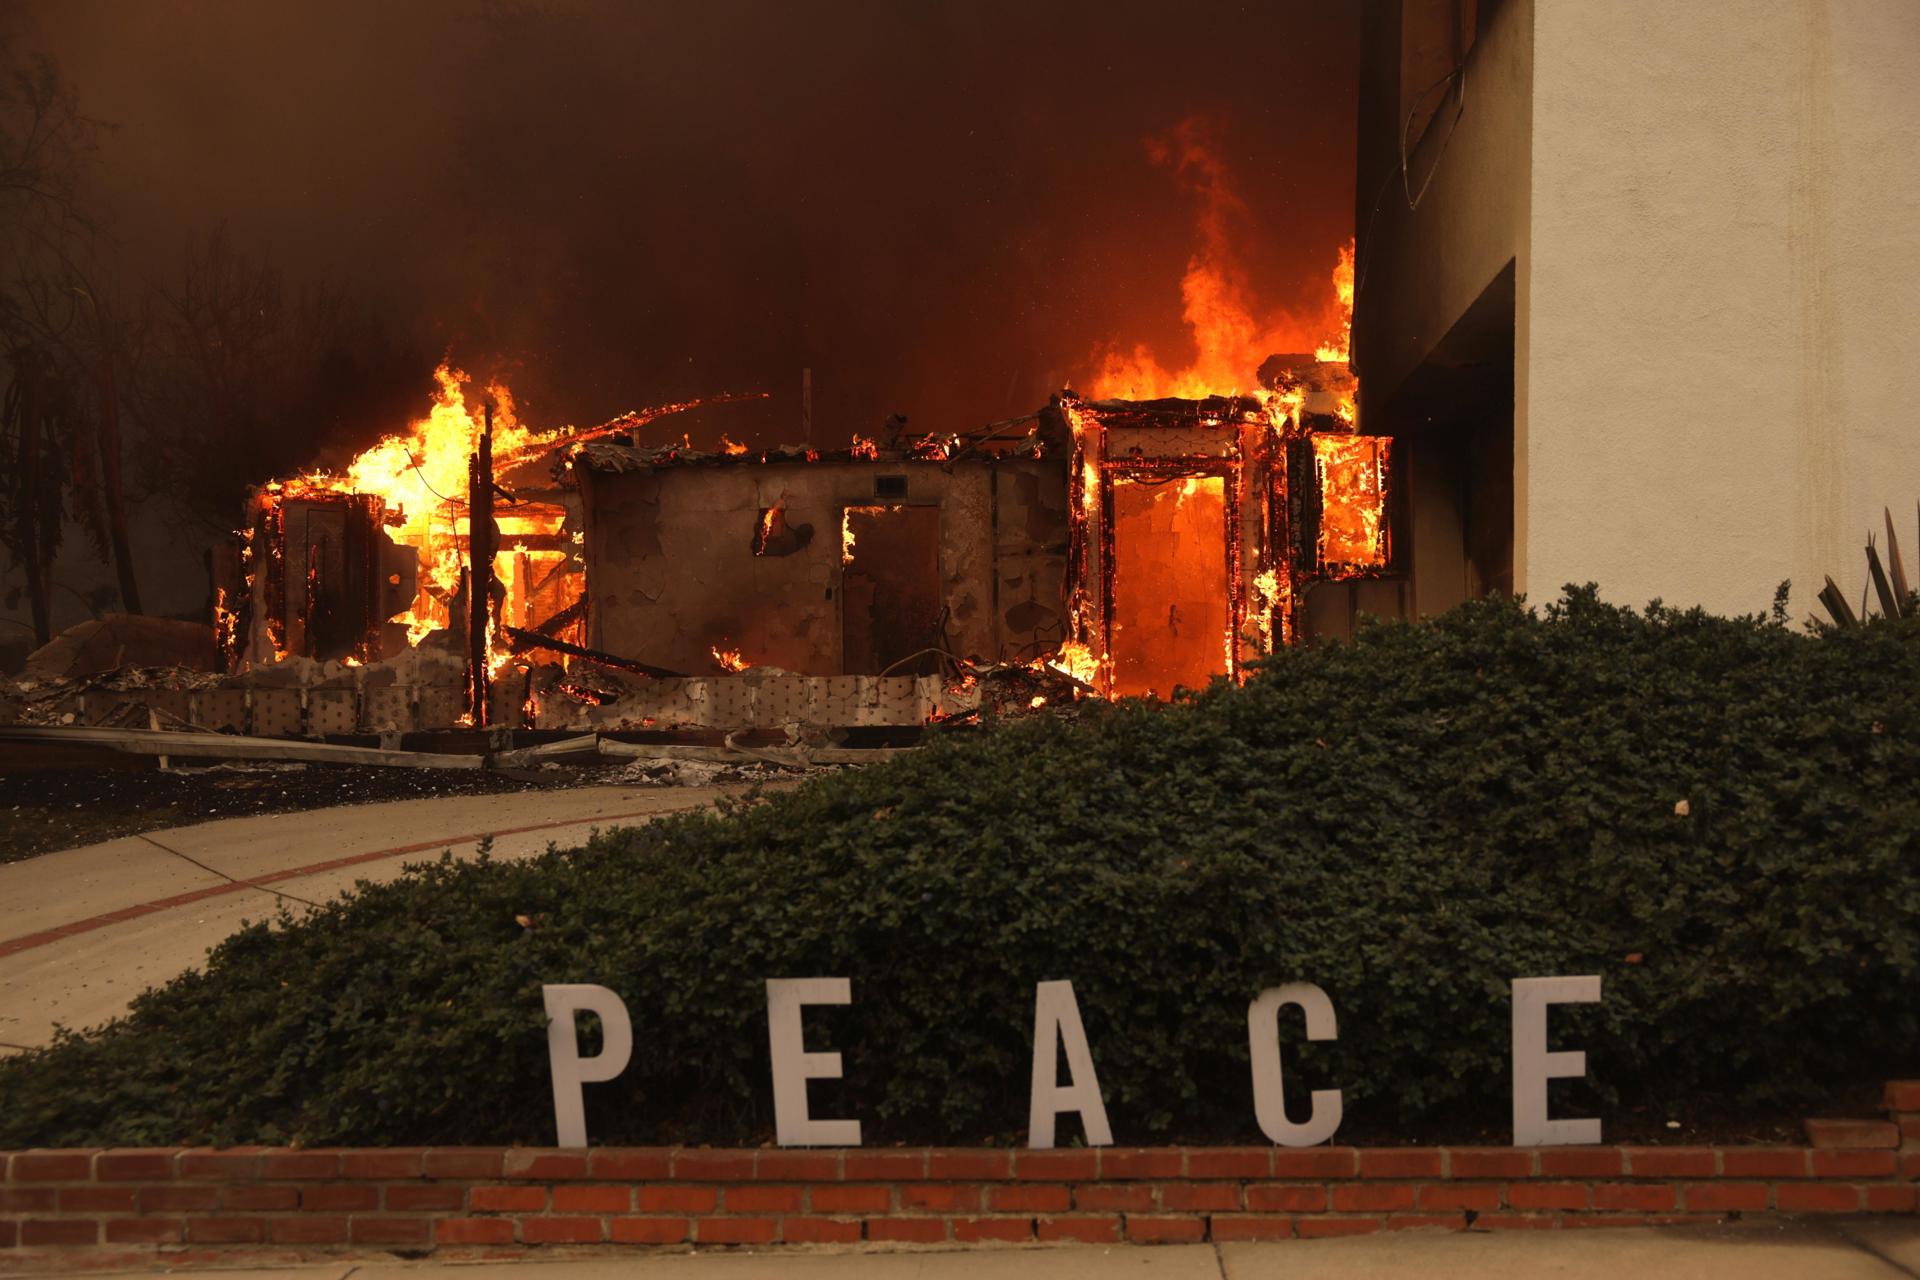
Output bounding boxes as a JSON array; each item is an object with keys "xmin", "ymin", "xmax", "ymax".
[{"xmin": 4, "ymin": 1082, "xmax": 1917, "ymax": 1258}]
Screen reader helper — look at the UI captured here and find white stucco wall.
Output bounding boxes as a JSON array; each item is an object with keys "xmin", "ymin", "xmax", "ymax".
[{"xmin": 1524, "ymin": 0, "xmax": 1920, "ymax": 618}]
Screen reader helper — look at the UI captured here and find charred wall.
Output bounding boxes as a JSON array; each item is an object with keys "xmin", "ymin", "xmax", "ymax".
[{"xmin": 579, "ymin": 457, "xmax": 1068, "ymax": 677}]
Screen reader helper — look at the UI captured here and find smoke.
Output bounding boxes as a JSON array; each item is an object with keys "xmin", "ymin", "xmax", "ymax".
[{"xmin": 15, "ymin": 0, "xmax": 1358, "ymax": 451}]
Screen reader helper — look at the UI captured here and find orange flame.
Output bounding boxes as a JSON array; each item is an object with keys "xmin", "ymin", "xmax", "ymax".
[
  {"xmin": 1087, "ymin": 118, "xmax": 1353, "ymax": 401},
  {"xmin": 711, "ymin": 644, "xmax": 750, "ymax": 672}
]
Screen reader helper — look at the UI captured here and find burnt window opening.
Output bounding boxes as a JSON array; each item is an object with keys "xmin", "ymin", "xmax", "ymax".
[
  {"xmin": 752, "ymin": 505, "xmax": 814, "ymax": 557},
  {"xmin": 874, "ymin": 474, "xmax": 909, "ymax": 498}
]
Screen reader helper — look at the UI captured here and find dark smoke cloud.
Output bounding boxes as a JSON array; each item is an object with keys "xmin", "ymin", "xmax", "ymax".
[{"xmin": 17, "ymin": 0, "xmax": 1356, "ymax": 453}]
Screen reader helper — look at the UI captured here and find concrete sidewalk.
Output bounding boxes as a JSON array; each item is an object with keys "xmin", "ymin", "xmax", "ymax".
[
  {"xmin": 0, "ymin": 783, "xmax": 760, "ymax": 1054},
  {"xmin": 6, "ymin": 1222, "xmax": 1920, "ymax": 1279}
]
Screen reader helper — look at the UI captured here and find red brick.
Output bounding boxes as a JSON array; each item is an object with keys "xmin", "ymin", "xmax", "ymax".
[
  {"xmin": 1420, "ymin": 1183, "xmax": 1504, "ymax": 1211},
  {"xmin": 672, "ymin": 1151, "xmax": 752, "ymax": 1182},
  {"xmin": 609, "ymin": 1216, "xmax": 689, "ymax": 1244},
  {"xmin": 1210, "ymin": 1215, "xmax": 1294, "ymax": 1241},
  {"xmin": 1866, "ymin": 1184, "xmax": 1918, "ymax": 1212},
  {"xmin": 423, "ymin": 1148, "xmax": 507, "ymax": 1179},
  {"xmin": 812, "ymin": 1184, "xmax": 890, "ymax": 1213},
  {"xmin": 1075, "ymin": 1183, "xmax": 1154, "ymax": 1211},
  {"xmin": 104, "ymin": 1218, "xmax": 185, "ymax": 1244},
  {"xmin": 269, "ymin": 1216, "xmax": 351, "ymax": 1244},
  {"xmin": 1563, "ymin": 1214, "xmax": 1650, "ymax": 1228},
  {"xmin": 870, "ymin": 1217, "xmax": 952, "ymax": 1242},
  {"xmin": 1905, "ymin": 1151, "xmax": 1920, "ymax": 1179},
  {"xmin": 695, "ymin": 1217, "xmax": 779, "ymax": 1244},
  {"xmin": 471, "ymin": 1185, "xmax": 548, "ymax": 1212},
  {"xmin": 221, "ymin": 1185, "xmax": 296, "ymax": 1211},
  {"xmin": 351, "ymin": 1216, "xmax": 432, "ymax": 1246},
  {"xmin": 259, "ymin": 1151, "xmax": 339, "ymax": 1179},
  {"xmin": 384, "ymin": 1184, "xmax": 466, "ymax": 1212},
  {"xmin": 1247, "ymin": 1182, "xmax": 1327, "ymax": 1212},
  {"xmin": 0, "ymin": 1222, "xmax": 14, "ymax": 1249},
  {"xmin": 504, "ymin": 1150, "xmax": 590, "ymax": 1180},
  {"xmin": 589, "ymin": 1149, "xmax": 673, "ymax": 1180},
  {"xmin": 96, "ymin": 1149, "xmax": 175, "ymax": 1181},
  {"xmin": 1099, "ymin": 1148, "xmax": 1182, "ymax": 1179},
  {"xmin": 1776, "ymin": 1182, "xmax": 1863, "ymax": 1212},
  {"xmin": 902, "ymin": 1183, "xmax": 983, "ymax": 1211},
  {"xmin": 1901, "ymin": 1116, "xmax": 1920, "ymax": 1141},
  {"xmin": 185, "ymin": 1217, "xmax": 267, "ymax": 1244},
  {"xmin": 1128, "ymin": 1215, "xmax": 1205, "ymax": 1243},
  {"xmin": 552, "ymin": 1184, "xmax": 633, "ymax": 1213},
  {"xmin": 781, "ymin": 1216, "xmax": 863, "ymax": 1243},
  {"xmin": 519, "ymin": 1216, "xmax": 603, "ymax": 1244},
  {"xmin": 1884, "ymin": 1081, "xmax": 1920, "ymax": 1113},
  {"xmin": 638, "ymin": 1185, "xmax": 718, "ymax": 1212},
  {"xmin": 1387, "ymin": 1214, "xmax": 1467, "ymax": 1230},
  {"xmin": 1720, "ymin": 1148, "xmax": 1808, "ymax": 1178},
  {"xmin": 1592, "ymin": 1183, "xmax": 1677, "ymax": 1212},
  {"xmin": 927, "ymin": 1149, "xmax": 1012, "ymax": 1179},
  {"xmin": 301, "ymin": 1183, "xmax": 379, "ymax": 1211},
  {"xmin": 755, "ymin": 1150, "xmax": 840, "ymax": 1180},
  {"xmin": 1272, "ymin": 1147, "xmax": 1358, "ymax": 1178},
  {"xmin": 0, "ymin": 1186, "xmax": 56, "ymax": 1211},
  {"xmin": 1806, "ymin": 1118, "xmax": 1899, "ymax": 1150},
  {"xmin": 21, "ymin": 1219, "xmax": 99, "ymax": 1246},
  {"xmin": 1015, "ymin": 1150, "xmax": 1098, "ymax": 1181},
  {"xmin": 1297, "ymin": 1217, "xmax": 1381, "ymax": 1238},
  {"xmin": 1624, "ymin": 1147, "xmax": 1716, "ymax": 1178},
  {"xmin": 990, "ymin": 1182, "xmax": 1069, "ymax": 1212},
  {"xmin": 1186, "ymin": 1148, "xmax": 1271, "ymax": 1179},
  {"xmin": 1358, "ymin": 1148, "xmax": 1443, "ymax": 1178},
  {"xmin": 138, "ymin": 1182, "xmax": 218, "ymax": 1212},
  {"xmin": 58, "ymin": 1185, "xmax": 137, "ymax": 1212},
  {"xmin": 175, "ymin": 1148, "xmax": 264, "ymax": 1180},
  {"xmin": 11, "ymin": 1151, "xmax": 96, "ymax": 1181},
  {"xmin": 726, "ymin": 1184, "xmax": 803, "ymax": 1213},
  {"xmin": 1450, "ymin": 1148, "xmax": 1535, "ymax": 1178},
  {"xmin": 436, "ymin": 1218, "xmax": 516, "ymax": 1245},
  {"xmin": 1682, "ymin": 1182, "xmax": 1769, "ymax": 1212},
  {"xmin": 1162, "ymin": 1182, "xmax": 1242, "ymax": 1212},
  {"xmin": 1505, "ymin": 1182, "xmax": 1586, "ymax": 1211},
  {"xmin": 1333, "ymin": 1183, "xmax": 1416, "ymax": 1212},
  {"xmin": 1037, "ymin": 1214, "xmax": 1121, "ymax": 1243},
  {"xmin": 842, "ymin": 1150, "xmax": 928, "ymax": 1180},
  {"xmin": 340, "ymin": 1149, "xmax": 425, "ymax": 1179},
  {"xmin": 1811, "ymin": 1149, "xmax": 1897, "ymax": 1178},
  {"xmin": 950, "ymin": 1217, "xmax": 1028, "ymax": 1242},
  {"xmin": 1536, "ymin": 1148, "xmax": 1622, "ymax": 1178}
]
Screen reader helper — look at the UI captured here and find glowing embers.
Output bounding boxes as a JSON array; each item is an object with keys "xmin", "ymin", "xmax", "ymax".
[
  {"xmin": 1107, "ymin": 473, "xmax": 1230, "ymax": 698},
  {"xmin": 1313, "ymin": 435, "xmax": 1391, "ymax": 577}
]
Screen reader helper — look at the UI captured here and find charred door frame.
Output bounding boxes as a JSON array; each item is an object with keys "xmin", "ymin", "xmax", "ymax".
[{"xmin": 1097, "ymin": 458, "xmax": 1243, "ymax": 696}]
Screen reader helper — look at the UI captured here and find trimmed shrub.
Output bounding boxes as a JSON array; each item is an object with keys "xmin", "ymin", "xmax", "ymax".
[{"xmin": 2, "ymin": 587, "xmax": 1917, "ymax": 1147}]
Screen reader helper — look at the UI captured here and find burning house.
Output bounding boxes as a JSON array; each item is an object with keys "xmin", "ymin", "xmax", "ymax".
[{"xmin": 172, "ymin": 236, "xmax": 1395, "ymax": 741}]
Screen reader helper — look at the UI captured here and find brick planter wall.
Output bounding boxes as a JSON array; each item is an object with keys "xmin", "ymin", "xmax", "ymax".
[{"xmin": 4, "ymin": 1082, "xmax": 1916, "ymax": 1258}]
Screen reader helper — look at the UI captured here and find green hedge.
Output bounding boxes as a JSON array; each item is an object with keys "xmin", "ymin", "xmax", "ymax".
[{"xmin": 3, "ymin": 587, "xmax": 1918, "ymax": 1148}]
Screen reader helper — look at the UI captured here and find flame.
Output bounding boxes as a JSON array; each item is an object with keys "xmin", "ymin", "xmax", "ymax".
[
  {"xmin": 1046, "ymin": 639, "xmax": 1103, "ymax": 686},
  {"xmin": 1086, "ymin": 119, "xmax": 1353, "ymax": 402},
  {"xmin": 711, "ymin": 644, "xmax": 750, "ymax": 672},
  {"xmin": 720, "ymin": 434, "xmax": 749, "ymax": 456},
  {"xmin": 1313, "ymin": 434, "xmax": 1390, "ymax": 573},
  {"xmin": 753, "ymin": 504, "xmax": 782, "ymax": 556},
  {"xmin": 849, "ymin": 434, "xmax": 880, "ymax": 460}
]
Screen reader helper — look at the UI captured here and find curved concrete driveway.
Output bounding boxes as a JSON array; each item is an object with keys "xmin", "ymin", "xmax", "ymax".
[{"xmin": 0, "ymin": 783, "xmax": 767, "ymax": 1055}]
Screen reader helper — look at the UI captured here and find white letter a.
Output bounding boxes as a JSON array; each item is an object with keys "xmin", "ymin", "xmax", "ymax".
[{"xmin": 1028, "ymin": 979, "xmax": 1113, "ymax": 1149}]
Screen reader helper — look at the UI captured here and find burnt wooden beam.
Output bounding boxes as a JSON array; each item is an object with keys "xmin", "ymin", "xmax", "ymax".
[{"xmin": 501, "ymin": 626, "xmax": 685, "ymax": 679}]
